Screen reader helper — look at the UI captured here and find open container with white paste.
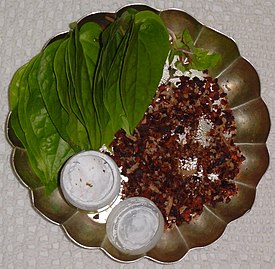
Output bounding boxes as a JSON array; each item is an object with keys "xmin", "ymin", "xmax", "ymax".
[
  {"xmin": 60, "ymin": 150, "xmax": 121, "ymax": 211},
  {"xmin": 106, "ymin": 197, "xmax": 164, "ymax": 255}
]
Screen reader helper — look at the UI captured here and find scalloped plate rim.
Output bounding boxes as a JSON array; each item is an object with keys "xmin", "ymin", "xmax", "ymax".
[{"xmin": 6, "ymin": 3, "xmax": 270, "ymax": 264}]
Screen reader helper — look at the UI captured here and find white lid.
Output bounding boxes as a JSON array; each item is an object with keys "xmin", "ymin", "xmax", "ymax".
[
  {"xmin": 60, "ymin": 151, "xmax": 121, "ymax": 211},
  {"xmin": 106, "ymin": 197, "xmax": 164, "ymax": 255}
]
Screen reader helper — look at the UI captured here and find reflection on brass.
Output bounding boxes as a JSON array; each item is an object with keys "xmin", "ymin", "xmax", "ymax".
[{"xmin": 6, "ymin": 4, "xmax": 270, "ymax": 264}]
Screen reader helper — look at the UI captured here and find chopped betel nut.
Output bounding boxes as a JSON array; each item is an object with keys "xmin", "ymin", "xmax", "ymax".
[{"xmin": 110, "ymin": 74, "xmax": 245, "ymax": 229}]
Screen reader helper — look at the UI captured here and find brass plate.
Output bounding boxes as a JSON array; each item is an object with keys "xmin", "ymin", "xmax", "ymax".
[{"xmin": 6, "ymin": 4, "xmax": 270, "ymax": 264}]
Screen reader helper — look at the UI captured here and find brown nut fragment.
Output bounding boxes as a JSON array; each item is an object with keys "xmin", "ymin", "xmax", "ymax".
[{"xmin": 110, "ymin": 74, "xmax": 245, "ymax": 229}]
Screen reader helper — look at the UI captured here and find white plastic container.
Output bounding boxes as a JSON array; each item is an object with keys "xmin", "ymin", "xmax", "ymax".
[
  {"xmin": 60, "ymin": 151, "xmax": 121, "ymax": 211},
  {"xmin": 106, "ymin": 197, "xmax": 164, "ymax": 255}
]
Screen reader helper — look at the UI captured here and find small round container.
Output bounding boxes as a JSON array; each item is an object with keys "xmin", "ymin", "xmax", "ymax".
[
  {"xmin": 106, "ymin": 197, "xmax": 164, "ymax": 255},
  {"xmin": 60, "ymin": 151, "xmax": 121, "ymax": 211}
]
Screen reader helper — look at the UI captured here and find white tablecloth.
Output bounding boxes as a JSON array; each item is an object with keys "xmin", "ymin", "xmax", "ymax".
[{"xmin": 1, "ymin": 0, "xmax": 274, "ymax": 268}]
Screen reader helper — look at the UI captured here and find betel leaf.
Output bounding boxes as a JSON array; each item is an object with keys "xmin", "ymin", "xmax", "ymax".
[
  {"xmin": 29, "ymin": 55, "xmax": 74, "ymax": 193},
  {"xmin": 38, "ymin": 37, "xmax": 88, "ymax": 152},
  {"xmin": 19, "ymin": 53, "xmax": 74, "ymax": 193},
  {"xmin": 100, "ymin": 8, "xmax": 138, "ymax": 72},
  {"xmin": 9, "ymin": 64, "xmax": 28, "ymax": 110},
  {"xmin": 101, "ymin": 8, "xmax": 137, "ymax": 49},
  {"xmin": 17, "ymin": 55, "xmax": 48, "ymax": 182},
  {"xmin": 9, "ymin": 63, "xmax": 28, "ymax": 146},
  {"xmin": 73, "ymin": 22, "xmax": 102, "ymax": 149},
  {"xmin": 53, "ymin": 37, "xmax": 91, "ymax": 150},
  {"xmin": 102, "ymin": 15, "xmax": 135, "ymax": 138},
  {"xmin": 94, "ymin": 10, "xmax": 136, "ymax": 145},
  {"xmin": 78, "ymin": 22, "xmax": 102, "ymax": 78},
  {"xmin": 17, "ymin": 54, "xmax": 42, "ymax": 153},
  {"xmin": 53, "ymin": 38, "xmax": 71, "ymax": 114},
  {"xmin": 66, "ymin": 28, "xmax": 85, "ymax": 125},
  {"xmin": 120, "ymin": 10, "xmax": 170, "ymax": 133},
  {"xmin": 78, "ymin": 22, "xmax": 104, "ymax": 146},
  {"xmin": 37, "ymin": 39, "xmax": 71, "ymax": 143},
  {"xmin": 91, "ymin": 43, "xmax": 112, "ymax": 147}
]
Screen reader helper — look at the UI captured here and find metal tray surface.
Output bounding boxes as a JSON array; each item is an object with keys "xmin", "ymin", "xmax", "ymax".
[{"xmin": 6, "ymin": 4, "xmax": 270, "ymax": 264}]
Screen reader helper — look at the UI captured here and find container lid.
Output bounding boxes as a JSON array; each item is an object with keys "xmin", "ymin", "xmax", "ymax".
[
  {"xmin": 106, "ymin": 197, "xmax": 164, "ymax": 255},
  {"xmin": 60, "ymin": 151, "xmax": 121, "ymax": 211}
]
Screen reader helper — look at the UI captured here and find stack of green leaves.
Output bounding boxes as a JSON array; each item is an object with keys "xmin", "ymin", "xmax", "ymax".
[{"xmin": 8, "ymin": 9, "xmax": 170, "ymax": 193}]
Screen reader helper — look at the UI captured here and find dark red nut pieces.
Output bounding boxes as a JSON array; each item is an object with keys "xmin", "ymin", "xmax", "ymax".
[{"xmin": 110, "ymin": 74, "xmax": 245, "ymax": 229}]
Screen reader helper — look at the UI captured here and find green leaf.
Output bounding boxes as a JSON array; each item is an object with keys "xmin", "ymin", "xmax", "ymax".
[
  {"xmin": 17, "ymin": 55, "xmax": 42, "ymax": 158},
  {"xmin": 17, "ymin": 53, "xmax": 74, "ymax": 191},
  {"xmin": 37, "ymin": 39, "xmax": 70, "ymax": 140},
  {"xmin": 102, "ymin": 16, "xmax": 135, "ymax": 139},
  {"xmin": 182, "ymin": 29, "xmax": 195, "ymax": 50},
  {"xmin": 170, "ymin": 29, "xmax": 221, "ymax": 72},
  {"xmin": 28, "ymin": 55, "xmax": 74, "ymax": 191},
  {"xmin": 66, "ymin": 28, "xmax": 85, "ymax": 124},
  {"xmin": 120, "ymin": 10, "xmax": 170, "ymax": 133},
  {"xmin": 94, "ymin": 10, "xmax": 136, "ymax": 144},
  {"xmin": 9, "ymin": 63, "xmax": 28, "ymax": 146},
  {"xmin": 53, "ymin": 37, "xmax": 91, "ymax": 150},
  {"xmin": 74, "ymin": 22, "xmax": 102, "ymax": 149}
]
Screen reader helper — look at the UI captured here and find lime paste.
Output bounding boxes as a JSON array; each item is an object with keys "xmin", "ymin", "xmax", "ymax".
[
  {"xmin": 115, "ymin": 207, "xmax": 159, "ymax": 250},
  {"xmin": 60, "ymin": 151, "xmax": 121, "ymax": 211},
  {"xmin": 107, "ymin": 197, "xmax": 164, "ymax": 254}
]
